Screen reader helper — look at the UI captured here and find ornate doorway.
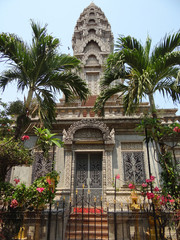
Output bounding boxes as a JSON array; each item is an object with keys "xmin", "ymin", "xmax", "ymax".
[
  {"xmin": 75, "ymin": 152, "xmax": 102, "ymax": 204},
  {"xmin": 63, "ymin": 119, "xmax": 115, "ymax": 205}
]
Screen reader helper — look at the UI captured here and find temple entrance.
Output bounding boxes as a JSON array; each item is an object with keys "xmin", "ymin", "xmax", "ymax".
[{"xmin": 75, "ymin": 152, "xmax": 102, "ymax": 204}]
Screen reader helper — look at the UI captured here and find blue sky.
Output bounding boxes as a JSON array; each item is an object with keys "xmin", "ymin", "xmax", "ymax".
[{"xmin": 0, "ymin": 0, "xmax": 180, "ymax": 113}]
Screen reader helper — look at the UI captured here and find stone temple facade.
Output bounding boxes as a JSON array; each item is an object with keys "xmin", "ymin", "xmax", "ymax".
[{"xmin": 10, "ymin": 2, "xmax": 180, "ymax": 208}]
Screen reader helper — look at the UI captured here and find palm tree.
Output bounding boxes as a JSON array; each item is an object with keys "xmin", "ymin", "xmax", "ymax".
[
  {"xmin": 94, "ymin": 33, "xmax": 180, "ymax": 198},
  {"xmin": 0, "ymin": 20, "xmax": 89, "ymax": 138},
  {"xmin": 94, "ymin": 32, "xmax": 180, "ymax": 117}
]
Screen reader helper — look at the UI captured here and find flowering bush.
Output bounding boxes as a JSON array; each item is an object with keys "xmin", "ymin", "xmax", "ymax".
[
  {"xmin": 0, "ymin": 171, "xmax": 60, "ymax": 210},
  {"xmin": 128, "ymin": 176, "xmax": 178, "ymax": 211},
  {"xmin": 136, "ymin": 118, "xmax": 180, "ymax": 200}
]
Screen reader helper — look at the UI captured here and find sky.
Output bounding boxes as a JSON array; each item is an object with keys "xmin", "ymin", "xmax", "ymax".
[{"xmin": 0, "ymin": 0, "xmax": 180, "ymax": 114}]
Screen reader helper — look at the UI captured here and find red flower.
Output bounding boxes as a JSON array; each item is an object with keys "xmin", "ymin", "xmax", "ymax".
[
  {"xmin": 21, "ymin": 135, "xmax": 30, "ymax": 141},
  {"xmin": 146, "ymin": 179, "xmax": 152, "ymax": 183},
  {"xmin": 150, "ymin": 176, "xmax": 155, "ymax": 181},
  {"xmin": 169, "ymin": 199, "xmax": 175, "ymax": 203},
  {"xmin": 115, "ymin": 174, "xmax": 120, "ymax": 180},
  {"xmin": 10, "ymin": 199, "xmax": 18, "ymax": 208},
  {"xmin": 173, "ymin": 126, "xmax": 180, "ymax": 133},
  {"xmin": 14, "ymin": 178, "xmax": 20, "ymax": 184},
  {"xmin": 142, "ymin": 183, "xmax": 147, "ymax": 188},
  {"xmin": 154, "ymin": 187, "xmax": 159, "ymax": 192},
  {"xmin": 156, "ymin": 195, "xmax": 161, "ymax": 200},
  {"xmin": 128, "ymin": 184, "xmax": 135, "ymax": 189},
  {"xmin": 36, "ymin": 187, "xmax": 45, "ymax": 193},
  {"xmin": 146, "ymin": 192, "xmax": 155, "ymax": 199}
]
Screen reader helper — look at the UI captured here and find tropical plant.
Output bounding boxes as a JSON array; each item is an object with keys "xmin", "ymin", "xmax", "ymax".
[
  {"xmin": 136, "ymin": 117, "xmax": 180, "ymax": 199},
  {"xmin": 94, "ymin": 32, "xmax": 180, "ymax": 116},
  {"xmin": 0, "ymin": 171, "xmax": 59, "ymax": 240},
  {"xmin": 0, "ymin": 171, "xmax": 59, "ymax": 210},
  {"xmin": 34, "ymin": 126, "xmax": 63, "ymax": 170},
  {"xmin": 0, "ymin": 99, "xmax": 14, "ymax": 138},
  {"xmin": 0, "ymin": 137, "xmax": 33, "ymax": 182},
  {"xmin": 0, "ymin": 20, "xmax": 89, "ymax": 138}
]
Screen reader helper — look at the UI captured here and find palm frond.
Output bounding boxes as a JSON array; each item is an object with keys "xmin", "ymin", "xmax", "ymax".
[
  {"xmin": 48, "ymin": 72, "xmax": 89, "ymax": 102},
  {"xmin": 94, "ymin": 83, "xmax": 128, "ymax": 115},
  {"xmin": 116, "ymin": 35, "xmax": 144, "ymax": 53},
  {"xmin": 151, "ymin": 31, "xmax": 180, "ymax": 61},
  {"xmin": 101, "ymin": 52, "xmax": 126, "ymax": 87}
]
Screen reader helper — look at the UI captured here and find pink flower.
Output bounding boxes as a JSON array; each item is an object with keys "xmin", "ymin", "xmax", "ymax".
[
  {"xmin": 14, "ymin": 178, "xmax": 20, "ymax": 184},
  {"xmin": 169, "ymin": 199, "xmax": 175, "ymax": 203},
  {"xmin": 128, "ymin": 184, "xmax": 135, "ymax": 189},
  {"xmin": 36, "ymin": 187, "xmax": 45, "ymax": 193},
  {"xmin": 146, "ymin": 192, "xmax": 155, "ymax": 199},
  {"xmin": 142, "ymin": 183, "xmax": 147, "ymax": 188},
  {"xmin": 161, "ymin": 195, "xmax": 168, "ymax": 203},
  {"xmin": 10, "ymin": 199, "xmax": 18, "ymax": 208},
  {"xmin": 154, "ymin": 187, "xmax": 159, "ymax": 192},
  {"xmin": 115, "ymin": 174, "xmax": 120, "ymax": 180},
  {"xmin": 46, "ymin": 179, "xmax": 51, "ymax": 185},
  {"xmin": 167, "ymin": 194, "xmax": 172, "ymax": 198},
  {"xmin": 156, "ymin": 195, "xmax": 161, "ymax": 200},
  {"xmin": 150, "ymin": 176, "xmax": 155, "ymax": 181},
  {"xmin": 146, "ymin": 179, "xmax": 152, "ymax": 183},
  {"xmin": 173, "ymin": 126, "xmax": 179, "ymax": 133},
  {"xmin": 21, "ymin": 135, "xmax": 30, "ymax": 141}
]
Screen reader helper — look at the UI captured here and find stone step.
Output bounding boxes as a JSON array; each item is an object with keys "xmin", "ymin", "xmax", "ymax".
[
  {"xmin": 67, "ymin": 223, "xmax": 108, "ymax": 231},
  {"xmin": 65, "ymin": 230, "xmax": 108, "ymax": 240},
  {"xmin": 65, "ymin": 213, "xmax": 109, "ymax": 240}
]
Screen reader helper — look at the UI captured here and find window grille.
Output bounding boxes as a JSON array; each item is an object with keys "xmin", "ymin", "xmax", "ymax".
[{"xmin": 122, "ymin": 142, "xmax": 145, "ymax": 184}]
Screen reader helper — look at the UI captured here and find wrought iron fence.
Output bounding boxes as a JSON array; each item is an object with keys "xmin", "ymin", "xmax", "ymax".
[{"xmin": 0, "ymin": 190, "xmax": 179, "ymax": 240}]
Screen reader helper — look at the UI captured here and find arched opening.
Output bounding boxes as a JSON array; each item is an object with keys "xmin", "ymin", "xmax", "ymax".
[
  {"xmin": 88, "ymin": 19, "xmax": 95, "ymax": 25},
  {"xmin": 84, "ymin": 40, "xmax": 101, "ymax": 53},
  {"xmin": 89, "ymin": 12, "xmax": 95, "ymax": 17},
  {"xmin": 88, "ymin": 29, "xmax": 96, "ymax": 35},
  {"xmin": 86, "ymin": 54, "xmax": 99, "ymax": 65}
]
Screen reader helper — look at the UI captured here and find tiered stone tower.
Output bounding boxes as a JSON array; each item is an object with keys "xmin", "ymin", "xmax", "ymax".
[{"xmin": 72, "ymin": 2, "xmax": 114, "ymax": 96}]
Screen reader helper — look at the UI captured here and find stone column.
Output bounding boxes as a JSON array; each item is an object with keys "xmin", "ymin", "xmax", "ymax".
[{"xmin": 64, "ymin": 149, "xmax": 72, "ymax": 191}]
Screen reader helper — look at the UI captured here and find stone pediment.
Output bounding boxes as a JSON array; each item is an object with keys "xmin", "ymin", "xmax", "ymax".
[{"xmin": 63, "ymin": 119, "xmax": 115, "ymax": 145}]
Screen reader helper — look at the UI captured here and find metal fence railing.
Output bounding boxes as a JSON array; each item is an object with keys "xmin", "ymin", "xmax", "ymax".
[{"xmin": 0, "ymin": 190, "xmax": 179, "ymax": 240}]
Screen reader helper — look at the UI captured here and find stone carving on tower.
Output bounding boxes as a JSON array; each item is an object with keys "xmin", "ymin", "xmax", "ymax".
[{"xmin": 72, "ymin": 2, "xmax": 114, "ymax": 95}]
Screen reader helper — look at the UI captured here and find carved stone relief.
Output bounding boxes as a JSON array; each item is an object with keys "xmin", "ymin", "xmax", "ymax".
[
  {"xmin": 63, "ymin": 119, "xmax": 115, "ymax": 145},
  {"xmin": 64, "ymin": 150, "xmax": 72, "ymax": 189}
]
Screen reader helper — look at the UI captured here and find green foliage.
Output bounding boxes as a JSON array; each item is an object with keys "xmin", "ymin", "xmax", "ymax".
[
  {"xmin": 0, "ymin": 138, "xmax": 33, "ymax": 182},
  {"xmin": 0, "ymin": 20, "xmax": 89, "ymax": 134},
  {"xmin": 0, "ymin": 171, "xmax": 60, "ymax": 210},
  {"xmin": 0, "ymin": 181, "xmax": 15, "ymax": 202},
  {"xmin": 34, "ymin": 127, "xmax": 63, "ymax": 151},
  {"xmin": 6, "ymin": 100, "xmax": 24, "ymax": 116},
  {"xmin": 34, "ymin": 127, "xmax": 63, "ymax": 167},
  {"xmin": 136, "ymin": 117, "xmax": 180, "ymax": 199},
  {"xmin": 0, "ymin": 99, "xmax": 14, "ymax": 138},
  {"xmin": 95, "ymin": 32, "xmax": 180, "ymax": 116}
]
